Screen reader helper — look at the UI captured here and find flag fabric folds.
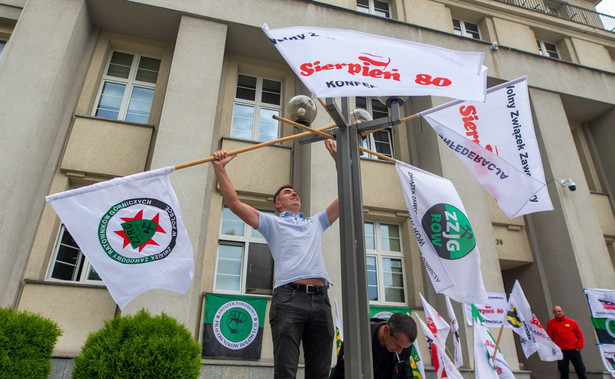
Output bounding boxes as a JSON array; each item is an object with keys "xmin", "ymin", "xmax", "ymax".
[
  {"xmin": 396, "ymin": 161, "xmax": 488, "ymax": 304},
  {"xmin": 410, "ymin": 340, "xmax": 427, "ymax": 379},
  {"xmin": 202, "ymin": 293, "xmax": 268, "ymax": 359},
  {"xmin": 420, "ymin": 293, "xmax": 450, "ymax": 346},
  {"xmin": 463, "ymin": 292, "xmax": 507, "ymax": 327},
  {"xmin": 46, "ymin": 167, "xmax": 194, "ymax": 309},
  {"xmin": 262, "ymin": 24, "xmax": 487, "ymax": 101},
  {"xmin": 420, "ymin": 76, "xmax": 553, "ymax": 219},
  {"xmin": 416, "ymin": 314, "xmax": 463, "ymax": 379},
  {"xmin": 505, "ymin": 280, "xmax": 562, "ymax": 361},
  {"xmin": 445, "ymin": 295, "xmax": 463, "ymax": 368},
  {"xmin": 472, "ymin": 305, "xmax": 515, "ymax": 379},
  {"xmin": 585, "ymin": 288, "xmax": 615, "ymax": 318}
]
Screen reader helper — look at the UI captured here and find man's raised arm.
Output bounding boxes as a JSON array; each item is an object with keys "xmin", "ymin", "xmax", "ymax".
[
  {"xmin": 212, "ymin": 150, "xmax": 260, "ymax": 229},
  {"xmin": 324, "ymin": 140, "xmax": 340, "ymax": 225}
]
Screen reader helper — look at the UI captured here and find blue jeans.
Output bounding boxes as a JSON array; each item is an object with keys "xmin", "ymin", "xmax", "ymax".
[
  {"xmin": 270, "ymin": 285, "xmax": 334, "ymax": 379},
  {"xmin": 558, "ymin": 349, "xmax": 587, "ymax": 379}
]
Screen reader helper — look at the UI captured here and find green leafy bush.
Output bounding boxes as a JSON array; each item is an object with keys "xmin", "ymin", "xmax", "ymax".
[
  {"xmin": 72, "ymin": 309, "xmax": 201, "ymax": 379},
  {"xmin": 0, "ymin": 307, "xmax": 62, "ymax": 379}
]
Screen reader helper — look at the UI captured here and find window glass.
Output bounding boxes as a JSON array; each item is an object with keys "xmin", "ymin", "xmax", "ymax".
[
  {"xmin": 0, "ymin": 41, "xmax": 5, "ymax": 56},
  {"xmin": 453, "ymin": 19, "xmax": 481, "ymax": 40},
  {"xmin": 48, "ymin": 225, "xmax": 102, "ymax": 283},
  {"xmin": 95, "ymin": 50, "xmax": 161, "ymax": 124},
  {"xmin": 365, "ymin": 220, "xmax": 405, "ymax": 304},
  {"xmin": 216, "ymin": 207, "xmax": 274, "ymax": 295},
  {"xmin": 231, "ymin": 74, "xmax": 282, "ymax": 142},
  {"xmin": 356, "ymin": 97, "xmax": 394, "ymax": 159},
  {"xmin": 357, "ymin": 0, "xmax": 390, "ymax": 18}
]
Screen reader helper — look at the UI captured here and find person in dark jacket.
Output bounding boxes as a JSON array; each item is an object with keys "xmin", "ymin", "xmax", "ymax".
[{"xmin": 330, "ymin": 313, "xmax": 418, "ymax": 379}]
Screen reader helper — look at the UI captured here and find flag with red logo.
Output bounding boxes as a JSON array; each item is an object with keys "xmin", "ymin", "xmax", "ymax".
[
  {"xmin": 262, "ymin": 24, "xmax": 487, "ymax": 101},
  {"xmin": 420, "ymin": 293, "xmax": 450, "ymax": 347},
  {"xmin": 46, "ymin": 167, "xmax": 194, "ymax": 309},
  {"xmin": 585, "ymin": 288, "xmax": 615, "ymax": 318},
  {"xmin": 420, "ymin": 77, "xmax": 553, "ymax": 218},
  {"xmin": 416, "ymin": 314, "xmax": 462, "ymax": 379},
  {"xmin": 472, "ymin": 305, "xmax": 515, "ymax": 379},
  {"xmin": 445, "ymin": 295, "xmax": 463, "ymax": 368}
]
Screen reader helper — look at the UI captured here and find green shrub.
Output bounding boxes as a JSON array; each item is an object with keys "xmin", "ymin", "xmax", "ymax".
[
  {"xmin": 72, "ymin": 309, "xmax": 201, "ymax": 379},
  {"xmin": 0, "ymin": 307, "xmax": 62, "ymax": 379}
]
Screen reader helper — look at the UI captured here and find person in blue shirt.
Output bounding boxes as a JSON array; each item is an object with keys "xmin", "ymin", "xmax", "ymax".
[{"xmin": 211, "ymin": 140, "xmax": 339, "ymax": 379}]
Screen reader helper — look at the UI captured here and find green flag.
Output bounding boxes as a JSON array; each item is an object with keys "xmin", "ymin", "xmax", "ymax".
[
  {"xmin": 591, "ymin": 317, "xmax": 615, "ymax": 345},
  {"xmin": 202, "ymin": 293, "xmax": 268, "ymax": 359},
  {"xmin": 369, "ymin": 305, "xmax": 412, "ymax": 319}
]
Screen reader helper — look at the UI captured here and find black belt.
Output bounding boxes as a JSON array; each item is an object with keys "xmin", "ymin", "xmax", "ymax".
[{"xmin": 284, "ymin": 282, "xmax": 328, "ymax": 294}]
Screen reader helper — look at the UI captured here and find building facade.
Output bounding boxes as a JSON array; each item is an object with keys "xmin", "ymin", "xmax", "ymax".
[{"xmin": 1, "ymin": 0, "xmax": 614, "ymax": 377}]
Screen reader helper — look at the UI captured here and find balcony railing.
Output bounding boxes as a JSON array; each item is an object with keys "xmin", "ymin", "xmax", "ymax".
[{"xmin": 494, "ymin": 0, "xmax": 615, "ymax": 33}]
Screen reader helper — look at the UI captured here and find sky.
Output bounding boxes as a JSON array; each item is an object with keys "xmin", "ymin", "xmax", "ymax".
[{"xmin": 596, "ymin": 0, "xmax": 615, "ymax": 16}]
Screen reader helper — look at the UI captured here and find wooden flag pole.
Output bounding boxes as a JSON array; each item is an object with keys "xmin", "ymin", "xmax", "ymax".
[
  {"xmin": 173, "ymin": 122, "xmax": 338, "ymax": 170},
  {"xmin": 492, "ymin": 325, "xmax": 505, "ymax": 363}
]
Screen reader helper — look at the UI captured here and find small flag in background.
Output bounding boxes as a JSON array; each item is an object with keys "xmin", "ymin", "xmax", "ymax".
[
  {"xmin": 472, "ymin": 305, "xmax": 515, "ymax": 379},
  {"xmin": 420, "ymin": 293, "xmax": 450, "ymax": 347},
  {"xmin": 334, "ymin": 300, "xmax": 344, "ymax": 356},
  {"xmin": 46, "ymin": 167, "xmax": 194, "ymax": 309},
  {"xmin": 410, "ymin": 340, "xmax": 426, "ymax": 379},
  {"xmin": 445, "ymin": 295, "xmax": 463, "ymax": 368},
  {"xmin": 396, "ymin": 161, "xmax": 488, "ymax": 304},
  {"xmin": 416, "ymin": 314, "xmax": 462, "ymax": 379},
  {"xmin": 420, "ymin": 76, "xmax": 553, "ymax": 219}
]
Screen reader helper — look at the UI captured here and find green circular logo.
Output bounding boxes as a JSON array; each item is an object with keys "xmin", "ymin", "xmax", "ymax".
[
  {"xmin": 213, "ymin": 301, "xmax": 259, "ymax": 350},
  {"xmin": 421, "ymin": 203, "xmax": 475, "ymax": 260},
  {"xmin": 98, "ymin": 198, "xmax": 178, "ymax": 264}
]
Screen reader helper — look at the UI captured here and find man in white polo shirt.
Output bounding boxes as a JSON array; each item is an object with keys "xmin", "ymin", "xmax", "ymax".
[{"xmin": 211, "ymin": 140, "xmax": 339, "ymax": 379}]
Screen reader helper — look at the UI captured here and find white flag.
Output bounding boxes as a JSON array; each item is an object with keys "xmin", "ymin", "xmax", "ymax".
[
  {"xmin": 396, "ymin": 161, "xmax": 488, "ymax": 304},
  {"xmin": 598, "ymin": 344, "xmax": 615, "ymax": 377},
  {"xmin": 585, "ymin": 288, "xmax": 615, "ymax": 318},
  {"xmin": 420, "ymin": 76, "xmax": 553, "ymax": 218},
  {"xmin": 445, "ymin": 296, "xmax": 463, "ymax": 368},
  {"xmin": 262, "ymin": 24, "xmax": 487, "ymax": 101},
  {"xmin": 416, "ymin": 314, "xmax": 463, "ymax": 379},
  {"xmin": 46, "ymin": 167, "xmax": 194, "ymax": 309},
  {"xmin": 506, "ymin": 281, "xmax": 562, "ymax": 361},
  {"xmin": 420, "ymin": 293, "xmax": 450, "ymax": 347},
  {"xmin": 472, "ymin": 305, "xmax": 515, "ymax": 379},
  {"xmin": 463, "ymin": 292, "xmax": 508, "ymax": 327}
]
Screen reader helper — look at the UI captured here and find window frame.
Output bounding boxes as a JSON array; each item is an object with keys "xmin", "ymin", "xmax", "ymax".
[
  {"xmin": 364, "ymin": 220, "xmax": 407, "ymax": 306},
  {"xmin": 92, "ymin": 50, "xmax": 161, "ymax": 124},
  {"xmin": 356, "ymin": 97, "xmax": 395, "ymax": 160},
  {"xmin": 537, "ymin": 40, "xmax": 560, "ymax": 59},
  {"xmin": 230, "ymin": 73, "xmax": 283, "ymax": 142},
  {"xmin": 357, "ymin": 0, "xmax": 391, "ymax": 18},
  {"xmin": 214, "ymin": 206, "xmax": 275, "ymax": 296},
  {"xmin": 453, "ymin": 19, "xmax": 481, "ymax": 40},
  {"xmin": 46, "ymin": 224, "xmax": 103, "ymax": 285}
]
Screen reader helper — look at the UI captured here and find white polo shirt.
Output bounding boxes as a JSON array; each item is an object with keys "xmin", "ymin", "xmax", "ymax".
[{"xmin": 258, "ymin": 210, "xmax": 331, "ymax": 289}]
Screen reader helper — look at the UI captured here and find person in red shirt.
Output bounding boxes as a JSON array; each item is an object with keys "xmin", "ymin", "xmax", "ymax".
[{"xmin": 546, "ymin": 305, "xmax": 587, "ymax": 379}]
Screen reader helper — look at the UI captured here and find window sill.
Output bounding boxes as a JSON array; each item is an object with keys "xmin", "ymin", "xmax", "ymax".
[{"xmin": 24, "ymin": 278, "xmax": 107, "ymax": 289}]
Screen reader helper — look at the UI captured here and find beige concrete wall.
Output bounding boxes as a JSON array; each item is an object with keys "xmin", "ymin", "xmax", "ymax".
[
  {"xmin": 402, "ymin": 0, "xmax": 454, "ymax": 30},
  {"xmin": 121, "ymin": 16, "xmax": 228, "ymax": 334},
  {"xmin": 592, "ymin": 193, "xmax": 615, "ymax": 238},
  {"xmin": 0, "ymin": 0, "xmax": 95, "ymax": 306},
  {"xmin": 492, "ymin": 17, "xmax": 537, "ymax": 52},
  {"xmin": 572, "ymin": 37, "xmax": 615, "ymax": 72},
  {"xmin": 18, "ymin": 283, "xmax": 116, "ymax": 355},
  {"xmin": 61, "ymin": 117, "xmax": 154, "ymax": 177}
]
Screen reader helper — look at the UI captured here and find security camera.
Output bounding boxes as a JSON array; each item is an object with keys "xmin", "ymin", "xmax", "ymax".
[
  {"xmin": 490, "ymin": 42, "xmax": 499, "ymax": 51},
  {"xmin": 560, "ymin": 179, "xmax": 576, "ymax": 192}
]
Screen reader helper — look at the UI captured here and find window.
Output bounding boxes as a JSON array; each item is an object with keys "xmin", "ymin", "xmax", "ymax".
[
  {"xmin": 365, "ymin": 221, "xmax": 406, "ymax": 304},
  {"xmin": 47, "ymin": 225, "xmax": 102, "ymax": 283},
  {"xmin": 94, "ymin": 51, "xmax": 161, "ymax": 124},
  {"xmin": 356, "ymin": 97, "xmax": 394, "ymax": 160},
  {"xmin": 537, "ymin": 40, "xmax": 559, "ymax": 59},
  {"xmin": 453, "ymin": 19, "xmax": 481, "ymax": 40},
  {"xmin": 357, "ymin": 0, "xmax": 391, "ymax": 18},
  {"xmin": 0, "ymin": 40, "xmax": 5, "ymax": 57},
  {"xmin": 231, "ymin": 74, "xmax": 282, "ymax": 142},
  {"xmin": 215, "ymin": 207, "xmax": 275, "ymax": 295}
]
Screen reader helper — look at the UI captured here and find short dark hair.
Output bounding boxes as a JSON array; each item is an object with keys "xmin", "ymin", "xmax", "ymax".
[
  {"xmin": 388, "ymin": 313, "xmax": 417, "ymax": 343},
  {"xmin": 273, "ymin": 185, "xmax": 294, "ymax": 205}
]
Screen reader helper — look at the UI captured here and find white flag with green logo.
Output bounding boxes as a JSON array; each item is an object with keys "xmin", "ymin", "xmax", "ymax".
[
  {"xmin": 46, "ymin": 167, "xmax": 194, "ymax": 309},
  {"xmin": 396, "ymin": 161, "xmax": 487, "ymax": 304}
]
